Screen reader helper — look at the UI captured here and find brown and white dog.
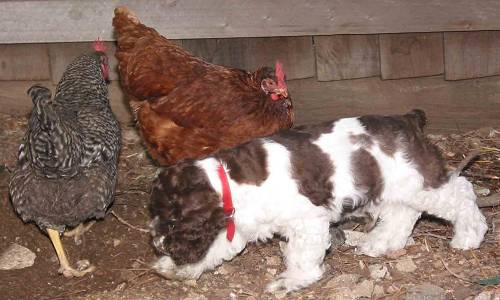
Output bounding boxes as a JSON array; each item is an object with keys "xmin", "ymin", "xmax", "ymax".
[{"xmin": 149, "ymin": 110, "xmax": 487, "ymax": 292}]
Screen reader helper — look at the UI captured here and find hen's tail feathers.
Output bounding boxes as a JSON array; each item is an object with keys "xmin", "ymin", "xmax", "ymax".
[
  {"xmin": 28, "ymin": 84, "xmax": 57, "ymax": 131},
  {"xmin": 114, "ymin": 6, "xmax": 140, "ymax": 24},
  {"xmin": 405, "ymin": 109, "xmax": 427, "ymax": 132},
  {"xmin": 113, "ymin": 6, "xmax": 159, "ymax": 51}
]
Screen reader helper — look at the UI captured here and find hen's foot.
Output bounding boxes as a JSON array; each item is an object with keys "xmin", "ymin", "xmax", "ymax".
[
  {"xmin": 47, "ymin": 228, "xmax": 96, "ymax": 278},
  {"xmin": 64, "ymin": 221, "xmax": 96, "ymax": 245},
  {"xmin": 59, "ymin": 260, "xmax": 96, "ymax": 278}
]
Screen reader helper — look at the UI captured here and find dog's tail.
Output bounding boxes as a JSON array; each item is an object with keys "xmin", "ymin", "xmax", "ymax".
[
  {"xmin": 405, "ymin": 109, "xmax": 427, "ymax": 132},
  {"xmin": 451, "ymin": 150, "xmax": 481, "ymax": 178}
]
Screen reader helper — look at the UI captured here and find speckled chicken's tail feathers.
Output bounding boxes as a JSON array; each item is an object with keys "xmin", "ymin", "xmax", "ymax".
[
  {"xmin": 28, "ymin": 84, "xmax": 51, "ymax": 105},
  {"xmin": 28, "ymin": 84, "xmax": 57, "ymax": 131},
  {"xmin": 26, "ymin": 84, "xmax": 75, "ymax": 177}
]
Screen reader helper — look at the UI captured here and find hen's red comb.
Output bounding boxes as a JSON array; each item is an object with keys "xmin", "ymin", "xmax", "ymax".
[
  {"xmin": 275, "ymin": 60, "xmax": 287, "ymax": 88},
  {"xmin": 93, "ymin": 37, "xmax": 107, "ymax": 52}
]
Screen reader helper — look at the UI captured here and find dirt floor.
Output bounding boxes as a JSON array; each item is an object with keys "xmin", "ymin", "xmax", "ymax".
[{"xmin": 0, "ymin": 112, "xmax": 498, "ymax": 300}]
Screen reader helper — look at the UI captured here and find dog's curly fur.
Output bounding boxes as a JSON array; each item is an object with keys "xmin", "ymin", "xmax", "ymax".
[{"xmin": 150, "ymin": 110, "xmax": 488, "ymax": 293}]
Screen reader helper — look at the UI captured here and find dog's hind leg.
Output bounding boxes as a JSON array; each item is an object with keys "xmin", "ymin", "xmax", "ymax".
[
  {"xmin": 410, "ymin": 176, "xmax": 487, "ymax": 250},
  {"xmin": 357, "ymin": 203, "xmax": 421, "ymax": 257},
  {"xmin": 266, "ymin": 216, "xmax": 331, "ymax": 293}
]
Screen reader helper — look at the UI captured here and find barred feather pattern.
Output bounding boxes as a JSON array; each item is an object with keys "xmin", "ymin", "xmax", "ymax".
[{"xmin": 9, "ymin": 52, "xmax": 122, "ymax": 232}]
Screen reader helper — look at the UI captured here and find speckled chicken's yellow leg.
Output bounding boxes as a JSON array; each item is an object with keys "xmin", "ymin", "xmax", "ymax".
[
  {"xmin": 64, "ymin": 221, "xmax": 96, "ymax": 245},
  {"xmin": 47, "ymin": 228, "xmax": 96, "ymax": 278}
]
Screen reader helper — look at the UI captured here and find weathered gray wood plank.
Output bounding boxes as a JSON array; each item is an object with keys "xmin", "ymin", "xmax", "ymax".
[
  {"xmin": 0, "ymin": 44, "xmax": 50, "ymax": 80},
  {"xmin": 3, "ymin": 76, "xmax": 500, "ymax": 133},
  {"xmin": 314, "ymin": 35, "xmax": 379, "ymax": 81},
  {"xmin": 181, "ymin": 37, "xmax": 315, "ymax": 80},
  {"xmin": 2, "ymin": 0, "xmax": 500, "ymax": 43},
  {"xmin": 288, "ymin": 76, "xmax": 500, "ymax": 133},
  {"xmin": 444, "ymin": 31, "xmax": 500, "ymax": 80},
  {"xmin": 379, "ymin": 33, "xmax": 444, "ymax": 79}
]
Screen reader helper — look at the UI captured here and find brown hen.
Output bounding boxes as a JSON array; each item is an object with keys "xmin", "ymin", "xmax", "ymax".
[{"xmin": 113, "ymin": 6, "xmax": 293, "ymax": 165}]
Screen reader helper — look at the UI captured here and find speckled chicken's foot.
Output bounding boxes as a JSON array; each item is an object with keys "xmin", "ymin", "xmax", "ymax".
[
  {"xmin": 47, "ymin": 228, "xmax": 96, "ymax": 278},
  {"xmin": 64, "ymin": 221, "xmax": 96, "ymax": 245}
]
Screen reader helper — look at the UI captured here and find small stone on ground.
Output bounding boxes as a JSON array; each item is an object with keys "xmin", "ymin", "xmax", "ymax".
[
  {"xmin": 0, "ymin": 243, "xmax": 36, "ymax": 270},
  {"xmin": 395, "ymin": 257, "xmax": 418, "ymax": 273},
  {"xmin": 343, "ymin": 230, "xmax": 365, "ymax": 247},
  {"xmin": 369, "ymin": 263, "xmax": 391, "ymax": 281},
  {"xmin": 474, "ymin": 290, "xmax": 500, "ymax": 300},
  {"xmin": 405, "ymin": 283, "xmax": 446, "ymax": 300},
  {"xmin": 325, "ymin": 273, "xmax": 361, "ymax": 288}
]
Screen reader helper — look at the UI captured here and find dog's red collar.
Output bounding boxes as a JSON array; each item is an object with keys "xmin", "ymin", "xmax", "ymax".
[{"xmin": 217, "ymin": 161, "xmax": 235, "ymax": 241}]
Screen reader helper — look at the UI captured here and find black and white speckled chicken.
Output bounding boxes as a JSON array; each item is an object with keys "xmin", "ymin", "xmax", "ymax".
[{"xmin": 9, "ymin": 40, "xmax": 122, "ymax": 278}]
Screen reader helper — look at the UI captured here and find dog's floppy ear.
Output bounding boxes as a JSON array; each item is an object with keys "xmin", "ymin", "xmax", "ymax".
[{"xmin": 150, "ymin": 163, "xmax": 226, "ymax": 265}]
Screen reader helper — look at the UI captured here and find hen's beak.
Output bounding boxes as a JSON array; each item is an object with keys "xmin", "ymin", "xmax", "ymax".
[{"xmin": 277, "ymin": 88, "xmax": 288, "ymax": 98}]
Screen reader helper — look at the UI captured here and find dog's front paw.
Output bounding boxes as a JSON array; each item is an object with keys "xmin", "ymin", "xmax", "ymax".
[
  {"xmin": 266, "ymin": 269, "xmax": 323, "ymax": 293},
  {"xmin": 357, "ymin": 234, "xmax": 409, "ymax": 257}
]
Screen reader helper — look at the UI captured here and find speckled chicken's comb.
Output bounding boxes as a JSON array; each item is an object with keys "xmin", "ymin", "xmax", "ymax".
[
  {"xmin": 275, "ymin": 61, "xmax": 286, "ymax": 88},
  {"xmin": 93, "ymin": 37, "xmax": 107, "ymax": 52}
]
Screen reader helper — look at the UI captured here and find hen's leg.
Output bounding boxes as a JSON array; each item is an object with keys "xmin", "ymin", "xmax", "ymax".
[
  {"xmin": 47, "ymin": 228, "xmax": 96, "ymax": 278},
  {"xmin": 64, "ymin": 221, "xmax": 96, "ymax": 245}
]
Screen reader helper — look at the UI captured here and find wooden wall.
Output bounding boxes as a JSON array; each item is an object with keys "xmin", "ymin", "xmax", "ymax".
[
  {"xmin": 3, "ymin": 0, "xmax": 500, "ymax": 43},
  {"xmin": 2, "ymin": 31, "xmax": 500, "ymax": 133}
]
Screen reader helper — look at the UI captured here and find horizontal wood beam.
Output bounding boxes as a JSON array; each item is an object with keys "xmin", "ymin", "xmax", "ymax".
[
  {"xmin": 289, "ymin": 76, "xmax": 500, "ymax": 133},
  {"xmin": 2, "ymin": 0, "xmax": 500, "ymax": 43},
  {"xmin": 4, "ymin": 75, "xmax": 500, "ymax": 134},
  {"xmin": 0, "ymin": 81, "xmax": 132, "ymax": 124}
]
